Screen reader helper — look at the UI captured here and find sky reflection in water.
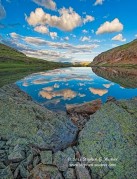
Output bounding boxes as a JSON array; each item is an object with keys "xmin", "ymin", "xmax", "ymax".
[{"xmin": 16, "ymin": 67, "xmax": 137, "ymax": 111}]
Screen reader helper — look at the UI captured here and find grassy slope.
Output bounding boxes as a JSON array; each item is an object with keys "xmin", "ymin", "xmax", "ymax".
[{"xmin": 0, "ymin": 43, "xmax": 72, "ymax": 87}]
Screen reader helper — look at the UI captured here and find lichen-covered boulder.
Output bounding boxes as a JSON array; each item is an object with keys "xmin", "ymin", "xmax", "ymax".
[
  {"xmin": 78, "ymin": 98, "xmax": 137, "ymax": 179},
  {"xmin": 0, "ymin": 84, "xmax": 78, "ymax": 152}
]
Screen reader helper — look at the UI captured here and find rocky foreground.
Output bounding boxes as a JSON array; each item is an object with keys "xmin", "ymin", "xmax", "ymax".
[{"xmin": 0, "ymin": 84, "xmax": 137, "ymax": 179}]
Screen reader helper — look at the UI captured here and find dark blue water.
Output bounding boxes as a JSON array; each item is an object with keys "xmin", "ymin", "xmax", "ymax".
[{"xmin": 16, "ymin": 67, "xmax": 137, "ymax": 111}]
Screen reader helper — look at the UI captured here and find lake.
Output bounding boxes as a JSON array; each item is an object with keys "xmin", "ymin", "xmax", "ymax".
[{"xmin": 16, "ymin": 67, "xmax": 137, "ymax": 111}]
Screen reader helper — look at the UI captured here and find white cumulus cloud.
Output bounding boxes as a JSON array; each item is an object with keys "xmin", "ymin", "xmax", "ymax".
[
  {"xmin": 64, "ymin": 36, "xmax": 69, "ymax": 41},
  {"xmin": 112, "ymin": 34, "xmax": 126, "ymax": 42},
  {"xmin": 82, "ymin": 29, "xmax": 88, "ymax": 33},
  {"xmin": 96, "ymin": 18, "xmax": 123, "ymax": 35},
  {"xmin": 32, "ymin": 0, "xmax": 56, "ymax": 10},
  {"xmin": 50, "ymin": 32, "xmax": 58, "ymax": 39},
  {"xmin": 26, "ymin": 7, "xmax": 94, "ymax": 31},
  {"xmin": 10, "ymin": 32, "xmax": 21, "ymax": 39},
  {"xmin": 34, "ymin": 25, "xmax": 49, "ymax": 34},
  {"xmin": 80, "ymin": 36, "xmax": 91, "ymax": 42},
  {"xmin": 94, "ymin": 0, "xmax": 104, "ymax": 6},
  {"xmin": 83, "ymin": 15, "xmax": 95, "ymax": 24}
]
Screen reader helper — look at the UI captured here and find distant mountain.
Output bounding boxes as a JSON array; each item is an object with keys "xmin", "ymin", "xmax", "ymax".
[{"xmin": 91, "ymin": 39, "xmax": 137, "ymax": 67}]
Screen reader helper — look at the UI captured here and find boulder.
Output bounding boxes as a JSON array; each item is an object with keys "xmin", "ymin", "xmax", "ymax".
[
  {"xmin": 0, "ymin": 84, "xmax": 78, "ymax": 152},
  {"xmin": 78, "ymin": 98, "xmax": 137, "ymax": 178},
  {"xmin": 66, "ymin": 99, "xmax": 102, "ymax": 129},
  {"xmin": 66, "ymin": 99, "xmax": 102, "ymax": 115}
]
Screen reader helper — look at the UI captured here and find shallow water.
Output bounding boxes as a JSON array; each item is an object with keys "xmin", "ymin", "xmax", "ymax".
[{"xmin": 16, "ymin": 67, "xmax": 137, "ymax": 111}]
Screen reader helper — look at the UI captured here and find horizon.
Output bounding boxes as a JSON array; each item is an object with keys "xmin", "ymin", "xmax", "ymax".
[{"xmin": 0, "ymin": 0, "xmax": 137, "ymax": 63}]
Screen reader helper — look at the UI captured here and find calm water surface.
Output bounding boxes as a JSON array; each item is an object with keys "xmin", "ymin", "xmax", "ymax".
[{"xmin": 16, "ymin": 67, "xmax": 137, "ymax": 111}]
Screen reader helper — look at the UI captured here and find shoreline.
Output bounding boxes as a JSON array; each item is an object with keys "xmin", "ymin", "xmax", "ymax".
[{"xmin": 0, "ymin": 83, "xmax": 137, "ymax": 178}]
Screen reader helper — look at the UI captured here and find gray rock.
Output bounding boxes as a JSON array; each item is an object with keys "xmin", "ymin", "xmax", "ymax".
[
  {"xmin": 63, "ymin": 168, "xmax": 76, "ymax": 179},
  {"xmin": 78, "ymin": 98, "xmax": 137, "ymax": 179},
  {"xmin": 0, "ymin": 166, "xmax": 14, "ymax": 179},
  {"xmin": 9, "ymin": 162, "xmax": 19, "ymax": 171},
  {"xmin": 40, "ymin": 150, "xmax": 52, "ymax": 165},
  {"xmin": 26, "ymin": 153, "xmax": 33, "ymax": 165},
  {"xmin": 0, "ymin": 150, "xmax": 5, "ymax": 155},
  {"xmin": 29, "ymin": 164, "xmax": 63, "ymax": 179},
  {"xmin": 0, "ymin": 141, "xmax": 6, "ymax": 149},
  {"xmin": 8, "ymin": 145, "xmax": 25, "ymax": 162},
  {"xmin": 19, "ymin": 164, "xmax": 29, "ymax": 178},
  {"xmin": 13, "ymin": 166, "xmax": 20, "ymax": 179},
  {"xmin": 6, "ymin": 138, "xmax": 28, "ymax": 147},
  {"xmin": 53, "ymin": 147, "xmax": 75, "ymax": 171},
  {"xmin": 33, "ymin": 156, "xmax": 40, "ymax": 167},
  {"xmin": 75, "ymin": 165, "xmax": 91, "ymax": 179},
  {"xmin": 0, "ymin": 84, "xmax": 78, "ymax": 152},
  {"xmin": 0, "ymin": 162, "xmax": 6, "ymax": 169}
]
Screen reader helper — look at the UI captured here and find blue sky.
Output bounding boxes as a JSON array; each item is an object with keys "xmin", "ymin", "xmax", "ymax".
[{"xmin": 0, "ymin": 0, "xmax": 137, "ymax": 63}]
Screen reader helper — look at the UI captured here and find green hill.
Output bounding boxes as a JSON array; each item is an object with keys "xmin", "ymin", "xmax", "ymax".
[
  {"xmin": 0, "ymin": 43, "xmax": 71, "ymax": 87},
  {"xmin": 91, "ymin": 39, "xmax": 137, "ymax": 67}
]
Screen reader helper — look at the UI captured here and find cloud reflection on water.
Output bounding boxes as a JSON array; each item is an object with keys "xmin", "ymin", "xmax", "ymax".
[{"xmin": 89, "ymin": 87, "xmax": 108, "ymax": 96}]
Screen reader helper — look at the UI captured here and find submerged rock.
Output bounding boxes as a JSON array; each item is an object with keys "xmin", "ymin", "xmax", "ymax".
[
  {"xmin": 78, "ymin": 98, "xmax": 137, "ymax": 178},
  {"xmin": 0, "ymin": 84, "xmax": 78, "ymax": 152}
]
